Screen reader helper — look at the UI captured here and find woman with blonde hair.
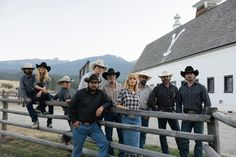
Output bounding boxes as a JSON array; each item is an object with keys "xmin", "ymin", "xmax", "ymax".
[
  {"xmin": 34, "ymin": 62, "xmax": 53, "ymax": 128},
  {"xmin": 116, "ymin": 73, "xmax": 141, "ymax": 157}
]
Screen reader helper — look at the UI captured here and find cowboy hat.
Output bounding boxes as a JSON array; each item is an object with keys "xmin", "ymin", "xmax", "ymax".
[
  {"xmin": 36, "ymin": 62, "xmax": 51, "ymax": 72},
  {"xmin": 84, "ymin": 74, "xmax": 101, "ymax": 83},
  {"xmin": 181, "ymin": 66, "xmax": 199, "ymax": 77},
  {"xmin": 21, "ymin": 63, "xmax": 35, "ymax": 70},
  {"xmin": 137, "ymin": 71, "xmax": 152, "ymax": 81},
  {"xmin": 102, "ymin": 68, "xmax": 120, "ymax": 80},
  {"xmin": 90, "ymin": 60, "xmax": 108, "ymax": 71},
  {"xmin": 57, "ymin": 75, "xmax": 73, "ymax": 84},
  {"xmin": 159, "ymin": 71, "xmax": 173, "ymax": 77}
]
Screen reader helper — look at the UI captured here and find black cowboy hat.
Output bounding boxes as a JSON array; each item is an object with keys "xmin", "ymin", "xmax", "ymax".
[
  {"xmin": 84, "ymin": 74, "xmax": 101, "ymax": 83},
  {"xmin": 181, "ymin": 66, "xmax": 199, "ymax": 77},
  {"xmin": 36, "ymin": 62, "xmax": 51, "ymax": 72},
  {"xmin": 102, "ymin": 68, "xmax": 120, "ymax": 80}
]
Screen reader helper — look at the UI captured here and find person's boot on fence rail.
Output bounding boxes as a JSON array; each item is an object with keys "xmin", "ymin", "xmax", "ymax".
[
  {"xmin": 68, "ymin": 74, "xmax": 112, "ymax": 157},
  {"xmin": 176, "ymin": 66, "xmax": 211, "ymax": 157},
  {"xmin": 34, "ymin": 62, "xmax": 54, "ymax": 128},
  {"xmin": 19, "ymin": 63, "xmax": 39, "ymax": 129},
  {"xmin": 54, "ymin": 75, "xmax": 74, "ymax": 144}
]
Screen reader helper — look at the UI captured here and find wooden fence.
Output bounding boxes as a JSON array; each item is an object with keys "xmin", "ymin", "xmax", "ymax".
[{"xmin": 0, "ymin": 91, "xmax": 236, "ymax": 157}]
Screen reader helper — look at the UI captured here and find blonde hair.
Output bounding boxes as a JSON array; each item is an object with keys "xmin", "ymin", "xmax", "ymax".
[
  {"xmin": 124, "ymin": 73, "xmax": 138, "ymax": 92},
  {"xmin": 35, "ymin": 67, "xmax": 51, "ymax": 83}
]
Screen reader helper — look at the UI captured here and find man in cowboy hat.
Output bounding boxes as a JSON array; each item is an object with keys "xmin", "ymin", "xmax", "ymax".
[
  {"xmin": 69, "ymin": 74, "xmax": 112, "ymax": 157},
  {"xmin": 78, "ymin": 59, "xmax": 107, "ymax": 90},
  {"xmin": 137, "ymin": 71, "xmax": 152, "ymax": 151},
  {"xmin": 177, "ymin": 66, "xmax": 211, "ymax": 157},
  {"xmin": 148, "ymin": 71, "xmax": 182, "ymax": 155},
  {"xmin": 102, "ymin": 68, "xmax": 124, "ymax": 157},
  {"xmin": 54, "ymin": 75, "xmax": 74, "ymax": 145},
  {"xmin": 19, "ymin": 63, "xmax": 39, "ymax": 129}
]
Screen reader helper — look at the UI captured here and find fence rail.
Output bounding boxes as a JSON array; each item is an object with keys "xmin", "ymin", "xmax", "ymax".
[{"xmin": 1, "ymin": 94, "xmax": 235, "ymax": 157}]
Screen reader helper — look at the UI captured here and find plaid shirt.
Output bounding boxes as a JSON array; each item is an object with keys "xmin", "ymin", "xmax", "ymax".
[
  {"xmin": 116, "ymin": 88, "xmax": 140, "ymax": 110},
  {"xmin": 103, "ymin": 82, "xmax": 123, "ymax": 106}
]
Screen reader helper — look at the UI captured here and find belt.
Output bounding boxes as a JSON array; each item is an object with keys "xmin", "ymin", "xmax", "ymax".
[
  {"xmin": 184, "ymin": 109, "xmax": 201, "ymax": 114},
  {"xmin": 78, "ymin": 121, "xmax": 94, "ymax": 125}
]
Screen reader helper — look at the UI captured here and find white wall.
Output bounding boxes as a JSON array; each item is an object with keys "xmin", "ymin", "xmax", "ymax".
[{"xmin": 140, "ymin": 43, "xmax": 236, "ymax": 111}]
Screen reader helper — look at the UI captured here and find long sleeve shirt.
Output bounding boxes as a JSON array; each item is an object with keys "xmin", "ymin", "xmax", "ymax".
[
  {"xmin": 53, "ymin": 88, "xmax": 72, "ymax": 102},
  {"xmin": 19, "ymin": 74, "xmax": 36, "ymax": 99},
  {"xmin": 68, "ymin": 88, "xmax": 112, "ymax": 123},
  {"xmin": 148, "ymin": 83, "xmax": 178, "ymax": 111},
  {"xmin": 116, "ymin": 88, "xmax": 140, "ymax": 110},
  {"xmin": 138, "ymin": 84, "xmax": 152, "ymax": 110},
  {"xmin": 176, "ymin": 82, "xmax": 211, "ymax": 113},
  {"xmin": 102, "ymin": 82, "xmax": 123, "ymax": 106}
]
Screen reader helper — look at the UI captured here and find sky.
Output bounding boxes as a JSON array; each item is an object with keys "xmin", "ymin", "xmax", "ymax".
[{"xmin": 0, "ymin": 0, "xmax": 224, "ymax": 62}]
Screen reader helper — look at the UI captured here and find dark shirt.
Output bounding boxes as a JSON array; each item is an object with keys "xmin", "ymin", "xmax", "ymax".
[
  {"xmin": 19, "ymin": 74, "xmax": 36, "ymax": 99},
  {"xmin": 54, "ymin": 88, "xmax": 71, "ymax": 102},
  {"xmin": 148, "ymin": 83, "xmax": 178, "ymax": 111},
  {"xmin": 68, "ymin": 88, "xmax": 112, "ymax": 123},
  {"xmin": 176, "ymin": 82, "xmax": 211, "ymax": 113}
]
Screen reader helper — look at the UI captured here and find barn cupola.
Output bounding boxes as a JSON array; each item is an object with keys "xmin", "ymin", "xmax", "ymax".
[
  {"xmin": 193, "ymin": 0, "xmax": 222, "ymax": 17},
  {"xmin": 173, "ymin": 13, "xmax": 182, "ymax": 30}
]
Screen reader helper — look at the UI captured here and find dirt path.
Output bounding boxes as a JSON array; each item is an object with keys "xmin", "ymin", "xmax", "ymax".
[{"xmin": 0, "ymin": 103, "xmax": 235, "ymax": 156}]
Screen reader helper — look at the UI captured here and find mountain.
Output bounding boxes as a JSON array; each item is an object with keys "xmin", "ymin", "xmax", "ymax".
[{"xmin": 0, "ymin": 55, "xmax": 135, "ymax": 81}]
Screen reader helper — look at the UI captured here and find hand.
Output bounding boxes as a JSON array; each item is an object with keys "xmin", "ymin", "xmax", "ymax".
[
  {"xmin": 116, "ymin": 104, "xmax": 128, "ymax": 109},
  {"xmin": 72, "ymin": 121, "xmax": 80, "ymax": 128},
  {"xmin": 42, "ymin": 87, "xmax": 48, "ymax": 93},
  {"xmin": 96, "ymin": 106, "xmax": 104, "ymax": 117},
  {"xmin": 36, "ymin": 91, "xmax": 42, "ymax": 98},
  {"xmin": 65, "ymin": 99, "xmax": 71, "ymax": 104}
]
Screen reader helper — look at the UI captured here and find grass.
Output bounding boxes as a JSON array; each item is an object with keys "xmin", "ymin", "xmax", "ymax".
[{"xmin": 0, "ymin": 126, "xmax": 228, "ymax": 157}]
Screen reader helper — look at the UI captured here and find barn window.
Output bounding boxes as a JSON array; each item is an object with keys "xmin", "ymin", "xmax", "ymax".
[
  {"xmin": 207, "ymin": 77, "xmax": 214, "ymax": 93},
  {"xmin": 224, "ymin": 75, "xmax": 233, "ymax": 93}
]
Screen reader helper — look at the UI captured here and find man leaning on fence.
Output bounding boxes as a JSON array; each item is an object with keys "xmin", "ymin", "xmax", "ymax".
[
  {"xmin": 148, "ymin": 71, "xmax": 182, "ymax": 155},
  {"xmin": 176, "ymin": 66, "xmax": 211, "ymax": 157},
  {"xmin": 19, "ymin": 63, "xmax": 39, "ymax": 129},
  {"xmin": 68, "ymin": 74, "xmax": 112, "ymax": 157}
]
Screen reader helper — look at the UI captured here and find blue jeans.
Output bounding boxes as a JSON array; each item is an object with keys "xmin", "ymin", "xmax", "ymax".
[
  {"xmin": 104, "ymin": 112, "xmax": 124, "ymax": 157},
  {"xmin": 180, "ymin": 121, "xmax": 204, "ymax": 157},
  {"xmin": 140, "ymin": 116, "xmax": 149, "ymax": 149},
  {"xmin": 158, "ymin": 117, "xmax": 182, "ymax": 154},
  {"xmin": 122, "ymin": 115, "xmax": 141, "ymax": 156},
  {"xmin": 26, "ymin": 99, "xmax": 38, "ymax": 122},
  {"xmin": 72, "ymin": 122, "xmax": 109, "ymax": 157}
]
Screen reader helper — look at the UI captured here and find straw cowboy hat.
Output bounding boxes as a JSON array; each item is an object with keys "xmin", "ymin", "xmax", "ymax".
[
  {"xmin": 84, "ymin": 74, "xmax": 101, "ymax": 83},
  {"xmin": 137, "ymin": 71, "xmax": 152, "ymax": 81},
  {"xmin": 90, "ymin": 60, "xmax": 108, "ymax": 71},
  {"xmin": 159, "ymin": 71, "xmax": 173, "ymax": 77},
  {"xmin": 57, "ymin": 75, "xmax": 73, "ymax": 84},
  {"xmin": 21, "ymin": 63, "xmax": 35, "ymax": 70},
  {"xmin": 102, "ymin": 68, "xmax": 120, "ymax": 80},
  {"xmin": 36, "ymin": 62, "xmax": 51, "ymax": 72},
  {"xmin": 181, "ymin": 66, "xmax": 199, "ymax": 77}
]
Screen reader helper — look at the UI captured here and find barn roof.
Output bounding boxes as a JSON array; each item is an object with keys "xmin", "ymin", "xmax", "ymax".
[{"xmin": 134, "ymin": 0, "xmax": 236, "ymax": 72}]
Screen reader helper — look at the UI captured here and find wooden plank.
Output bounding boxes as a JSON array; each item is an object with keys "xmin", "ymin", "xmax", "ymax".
[
  {"xmin": 203, "ymin": 144, "xmax": 221, "ymax": 157},
  {"xmin": 212, "ymin": 112, "xmax": 236, "ymax": 128},
  {"xmin": 0, "ymin": 109, "xmax": 67, "ymax": 119},
  {"xmin": 100, "ymin": 121, "xmax": 214, "ymax": 142},
  {"xmin": 207, "ymin": 108, "xmax": 221, "ymax": 154},
  {"xmin": 111, "ymin": 107, "xmax": 211, "ymax": 122},
  {"xmin": 1, "ymin": 90, "xmax": 8, "ymax": 141},
  {"xmin": 0, "ymin": 129, "xmax": 111, "ymax": 157}
]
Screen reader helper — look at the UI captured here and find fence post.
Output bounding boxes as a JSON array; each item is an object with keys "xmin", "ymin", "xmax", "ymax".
[
  {"xmin": 1, "ymin": 90, "xmax": 9, "ymax": 142},
  {"xmin": 207, "ymin": 107, "xmax": 221, "ymax": 154}
]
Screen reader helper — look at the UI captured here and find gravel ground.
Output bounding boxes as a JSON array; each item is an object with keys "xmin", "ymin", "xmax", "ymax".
[{"xmin": 0, "ymin": 103, "xmax": 235, "ymax": 157}]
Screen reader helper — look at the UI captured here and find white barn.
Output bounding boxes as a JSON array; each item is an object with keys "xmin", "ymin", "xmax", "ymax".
[{"xmin": 134, "ymin": 0, "xmax": 236, "ymax": 111}]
